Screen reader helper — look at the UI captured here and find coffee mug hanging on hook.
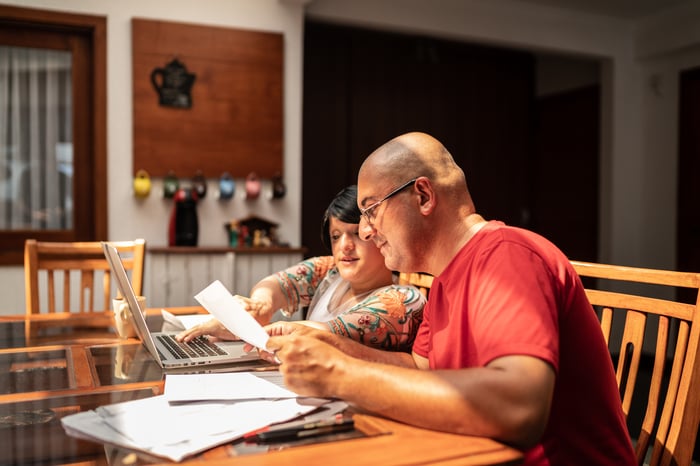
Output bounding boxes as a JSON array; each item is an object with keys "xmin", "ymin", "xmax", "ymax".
[
  {"xmin": 245, "ymin": 172, "xmax": 261, "ymax": 200},
  {"xmin": 192, "ymin": 170, "xmax": 207, "ymax": 199},
  {"xmin": 218, "ymin": 172, "xmax": 235, "ymax": 200},
  {"xmin": 163, "ymin": 171, "xmax": 179, "ymax": 199},
  {"xmin": 133, "ymin": 169, "xmax": 151, "ymax": 198},
  {"xmin": 271, "ymin": 172, "xmax": 286, "ymax": 200}
]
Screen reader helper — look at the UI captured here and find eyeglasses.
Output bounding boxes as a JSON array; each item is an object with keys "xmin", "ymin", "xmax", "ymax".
[{"xmin": 360, "ymin": 178, "xmax": 417, "ymax": 225}]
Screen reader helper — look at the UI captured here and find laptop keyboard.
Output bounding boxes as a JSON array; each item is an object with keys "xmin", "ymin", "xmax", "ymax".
[{"xmin": 156, "ymin": 334, "xmax": 228, "ymax": 360}]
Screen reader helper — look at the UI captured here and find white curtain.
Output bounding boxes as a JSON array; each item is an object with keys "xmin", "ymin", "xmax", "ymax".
[{"xmin": 0, "ymin": 45, "xmax": 72, "ymax": 230}]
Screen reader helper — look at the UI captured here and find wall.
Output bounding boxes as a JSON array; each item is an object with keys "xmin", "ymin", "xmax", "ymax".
[
  {"xmin": 0, "ymin": 0, "xmax": 306, "ymax": 314},
  {"xmin": 2, "ymin": 0, "xmax": 700, "ymax": 314},
  {"xmin": 304, "ymin": 0, "xmax": 700, "ymax": 272}
]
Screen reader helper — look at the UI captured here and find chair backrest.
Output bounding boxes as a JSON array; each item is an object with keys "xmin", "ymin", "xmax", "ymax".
[
  {"xmin": 398, "ymin": 272, "xmax": 433, "ymax": 298},
  {"xmin": 571, "ymin": 260, "xmax": 700, "ymax": 466},
  {"xmin": 24, "ymin": 239, "xmax": 146, "ymax": 315}
]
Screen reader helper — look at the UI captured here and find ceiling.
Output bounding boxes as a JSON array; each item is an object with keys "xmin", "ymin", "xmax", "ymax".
[{"xmin": 511, "ymin": 0, "xmax": 692, "ymax": 19}]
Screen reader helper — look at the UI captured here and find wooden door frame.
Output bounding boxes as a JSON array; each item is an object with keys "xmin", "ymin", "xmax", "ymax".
[{"xmin": 0, "ymin": 5, "xmax": 106, "ymax": 265}]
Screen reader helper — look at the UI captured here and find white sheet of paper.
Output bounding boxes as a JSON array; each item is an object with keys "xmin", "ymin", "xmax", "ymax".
[
  {"xmin": 164, "ymin": 372, "xmax": 298, "ymax": 402},
  {"xmin": 160, "ymin": 309, "xmax": 213, "ymax": 331},
  {"xmin": 63, "ymin": 394, "xmax": 328, "ymax": 462},
  {"xmin": 194, "ymin": 280, "xmax": 270, "ymax": 351}
]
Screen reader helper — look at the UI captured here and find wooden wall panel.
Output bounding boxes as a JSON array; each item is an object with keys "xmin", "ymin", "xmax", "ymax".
[
  {"xmin": 132, "ymin": 18, "xmax": 283, "ymax": 178},
  {"xmin": 302, "ymin": 21, "xmax": 535, "ymax": 258}
]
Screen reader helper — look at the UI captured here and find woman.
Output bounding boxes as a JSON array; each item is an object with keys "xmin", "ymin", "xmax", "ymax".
[{"xmin": 177, "ymin": 185, "xmax": 425, "ymax": 351}]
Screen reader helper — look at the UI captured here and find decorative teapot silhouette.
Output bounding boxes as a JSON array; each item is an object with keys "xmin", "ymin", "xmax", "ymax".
[{"xmin": 151, "ymin": 58, "xmax": 196, "ymax": 108}]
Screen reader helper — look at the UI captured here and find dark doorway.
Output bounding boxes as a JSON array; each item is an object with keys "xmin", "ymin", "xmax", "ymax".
[
  {"xmin": 301, "ymin": 20, "xmax": 600, "ymax": 264},
  {"xmin": 678, "ymin": 68, "xmax": 700, "ymax": 298},
  {"xmin": 531, "ymin": 85, "xmax": 600, "ymax": 262}
]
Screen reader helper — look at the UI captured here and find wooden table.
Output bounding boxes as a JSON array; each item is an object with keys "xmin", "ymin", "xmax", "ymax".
[{"xmin": 0, "ymin": 309, "xmax": 523, "ymax": 466}]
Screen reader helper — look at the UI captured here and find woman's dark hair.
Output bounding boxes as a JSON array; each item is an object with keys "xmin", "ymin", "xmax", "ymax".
[{"xmin": 321, "ymin": 185, "xmax": 361, "ymax": 250}]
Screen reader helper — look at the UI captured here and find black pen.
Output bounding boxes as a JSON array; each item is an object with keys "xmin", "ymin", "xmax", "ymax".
[{"xmin": 250, "ymin": 417, "xmax": 354, "ymax": 442}]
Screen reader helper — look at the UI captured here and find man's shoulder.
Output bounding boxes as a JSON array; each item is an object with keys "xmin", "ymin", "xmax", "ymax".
[
  {"xmin": 479, "ymin": 221, "xmax": 558, "ymax": 250},
  {"xmin": 458, "ymin": 221, "xmax": 570, "ymax": 273}
]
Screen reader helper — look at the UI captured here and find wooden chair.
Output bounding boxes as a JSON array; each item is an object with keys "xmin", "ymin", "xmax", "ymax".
[
  {"xmin": 398, "ymin": 272, "xmax": 433, "ymax": 298},
  {"xmin": 571, "ymin": 260, "xmax": 700, "ymax": 466},
  {"xmin": 24, "ymin": 239, "xmax": 146, "ymax": 343}
]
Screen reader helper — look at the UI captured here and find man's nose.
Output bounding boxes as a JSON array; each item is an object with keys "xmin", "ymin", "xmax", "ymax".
[{"xmin": 359, "ymin": 218, "xmax": 375, "ymax": 241}]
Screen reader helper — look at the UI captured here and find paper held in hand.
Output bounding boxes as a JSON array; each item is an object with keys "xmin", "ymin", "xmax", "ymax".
[{"xmin": 194, "ymin": 280, "xmax": 270, "ymax": 351}]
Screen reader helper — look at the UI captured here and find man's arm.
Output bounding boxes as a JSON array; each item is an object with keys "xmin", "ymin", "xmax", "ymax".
[
  {"xmin": 265, "ymin": 321, "xmax": 417, "ymax": 367},
  {"xmin": 267, "ymin": 326, "xmax": 554, "ymax": 448}
]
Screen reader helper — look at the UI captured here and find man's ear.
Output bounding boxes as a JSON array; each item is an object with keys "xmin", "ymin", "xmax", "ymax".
[{"xmin": 414, "ymin": 177, "xmax": 435, "ymax": 215}]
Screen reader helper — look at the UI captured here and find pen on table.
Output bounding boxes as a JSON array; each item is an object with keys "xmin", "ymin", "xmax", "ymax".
[
  {"xmin": 244, "ymin": 417, "xmax": 354, "ymax": 443},
  {"xmin": 242, "ymin": 413, "xmax": 343, "ymax": 440}
]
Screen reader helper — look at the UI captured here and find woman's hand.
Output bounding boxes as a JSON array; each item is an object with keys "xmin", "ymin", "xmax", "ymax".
[
  {"xmin": 175, "ymin": 318, "xmax": 237, "ymax": 343},
  {"xmin": 235, "ymin": 295, "xmax": 274, "ymax": 325},
  {"xmin": 175, "ymin": 294, "xmax": 273, "ymax": 343}
]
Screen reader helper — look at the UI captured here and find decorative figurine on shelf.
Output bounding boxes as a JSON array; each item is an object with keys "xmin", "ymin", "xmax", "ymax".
[
  {"xmin": 225, "ymin": 220, "xmax": 240, "ymax": 247},
  {"xmin": 253, "ymin": 229, "xmax": 262, "ymax": 248},
  {"xmin": 268, "ymin": 226, "xmax": 280, "ymax": 246},
  {"xmin": 168, "ymin": 187, "xmax": 198, "ymax": 246},
  {"xmin": 240, "ymin": 225, "xmax": 250, "ymax": 247}
]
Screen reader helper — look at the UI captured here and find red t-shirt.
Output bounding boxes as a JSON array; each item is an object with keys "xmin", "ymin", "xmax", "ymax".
[{"xmin": 413, "ymin": 221, "xmax": 636, "ymax": 465}]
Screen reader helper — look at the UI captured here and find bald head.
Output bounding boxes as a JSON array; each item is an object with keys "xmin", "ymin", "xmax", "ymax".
[
  {"xmin": 359, "ymin": 132, "xmax": 473, "ymax": 209},
  {"xmin": 356, "ymin": 132, "xmax": 479, "ymax": 275}
]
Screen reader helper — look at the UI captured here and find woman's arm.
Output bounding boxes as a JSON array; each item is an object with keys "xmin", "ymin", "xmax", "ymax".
[
  {"xmin": 249, "ymin": 256, "xmax": 335, "ymax": 322},
  {"xmin": 325, "ymin": 285, "xmax": 426, "ymax": 351},
  {"xmin": 176, "ymin": 256, "xmax": 335, "ymax": 342}
]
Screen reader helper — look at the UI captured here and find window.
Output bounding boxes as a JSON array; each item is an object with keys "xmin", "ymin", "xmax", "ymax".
[{"xmin": 0, "ymin": 5, "xmax": 106, "ymax": 265}]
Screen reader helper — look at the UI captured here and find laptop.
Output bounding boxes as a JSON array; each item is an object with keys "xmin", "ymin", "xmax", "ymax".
[{"xmin": 102, "ymin": 241, "xmax": 261, "ymax": 369}]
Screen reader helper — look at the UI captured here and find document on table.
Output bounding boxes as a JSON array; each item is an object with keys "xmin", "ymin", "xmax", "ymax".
[
  {"xmin": 194, "ymin": 280, "xmax": 270, "ymax": 351},
  {"xmin": 62, "ymin": 395, "xmax": 327, "ymax": 462},
  {"xmin": 164, "ymin": 372, "xmax": 297, "ymax": 402},
  {"xmin": 61, "ymin": 371, "xmax": 337, "ymax": 462}
]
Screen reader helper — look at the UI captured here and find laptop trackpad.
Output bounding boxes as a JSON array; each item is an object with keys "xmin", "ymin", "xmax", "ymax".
[{"xmin": 215, "ymin": 341, "xmax": 259, "ymax": 360}]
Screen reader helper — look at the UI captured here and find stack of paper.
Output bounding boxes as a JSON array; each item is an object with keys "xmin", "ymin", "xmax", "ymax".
[
  {"xmin": 163, "ymin": 372, "xmax": 297, "ymax": 402},
  {"xmin": 61, "ymin": 372, "xmax": 343, "ymax": 462}
]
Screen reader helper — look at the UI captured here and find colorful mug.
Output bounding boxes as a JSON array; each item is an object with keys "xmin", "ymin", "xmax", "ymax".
[
  {"xmin": 192, "ymin": 170, "xmax": 207, "ymax": 199},
  {"xmin": 245, "ymin": 172, "xmax": 261, "ymax": 200},
  {"xmin": 219, "ymin": 172, "xmax": 235, "ymax": 200},
  {"xmin": 163, "ymin": 171, "xmax": 179, "ymax": 199},
  {"xmin": 133, "ymin": 169, "xmax": 151, "ymax": 198}
]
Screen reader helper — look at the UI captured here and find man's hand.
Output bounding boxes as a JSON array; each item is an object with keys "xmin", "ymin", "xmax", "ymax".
[
  {"xmin": 243, "ymin": 321, "xmax": 318, "ymax": 361},
  {"xmin": 266, "ymin": 327, "xmax": 349, "ymax": 398}
]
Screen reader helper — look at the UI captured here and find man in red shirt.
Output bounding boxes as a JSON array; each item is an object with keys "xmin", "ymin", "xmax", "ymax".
[{"xmin": 265, "ymin": 132, "xmax": 636, "ymax": 465}]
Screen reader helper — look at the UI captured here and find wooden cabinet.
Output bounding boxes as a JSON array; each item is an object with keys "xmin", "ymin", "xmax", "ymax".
[{"xmin": 145, "ymin": 247, "xmax": 306, "ymax": 308}]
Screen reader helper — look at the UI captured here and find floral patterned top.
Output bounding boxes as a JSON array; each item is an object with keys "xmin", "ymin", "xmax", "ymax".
[{"xmin": 274, "ymin": 256, "xmax": 425, "ymax": 352}]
